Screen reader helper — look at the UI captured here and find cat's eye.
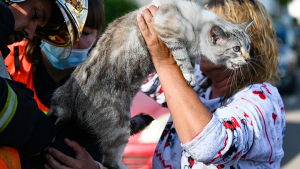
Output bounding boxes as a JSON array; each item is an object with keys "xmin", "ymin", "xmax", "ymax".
[{"xmin": 233, "ymin": 46, "xmax": 240, "ymax": 52}]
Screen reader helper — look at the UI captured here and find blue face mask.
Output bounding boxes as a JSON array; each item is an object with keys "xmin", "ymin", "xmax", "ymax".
[{"xmin": 40, "ymin": 42, "xmax": 94, "ymax": 70}]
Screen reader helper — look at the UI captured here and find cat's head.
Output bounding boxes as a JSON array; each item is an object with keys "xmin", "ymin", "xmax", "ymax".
[{"xmin": 204, "ymin": 20, "xmax": 254, "ymax": 70}]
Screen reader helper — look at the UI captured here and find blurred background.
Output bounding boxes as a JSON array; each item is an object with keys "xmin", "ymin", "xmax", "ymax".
[{"xmin": 103, "ymin": 0, "xmax": 300, "ymax": 168}]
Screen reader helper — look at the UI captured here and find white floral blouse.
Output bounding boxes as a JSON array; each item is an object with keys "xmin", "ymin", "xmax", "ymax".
[{"xmin": 141, "ymin": 64, "xmax": 285, "ymax": 169}]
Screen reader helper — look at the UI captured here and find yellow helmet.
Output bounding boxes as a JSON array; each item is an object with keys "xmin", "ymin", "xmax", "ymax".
[{"xmin": 5, "ymin": 0, "xmax": 88, "ymax": 59}]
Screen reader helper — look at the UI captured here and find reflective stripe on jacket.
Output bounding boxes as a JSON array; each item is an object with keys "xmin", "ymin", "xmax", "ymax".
[
  {"xmin": 0, "ymin": 60, "xmax": 20, "ymax": 169},
  {"xmin": 0, "ymin": 82, "xmax": 17, "ymax": 132}
]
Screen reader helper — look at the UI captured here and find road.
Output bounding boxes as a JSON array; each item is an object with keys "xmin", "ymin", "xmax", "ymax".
[{"xmin": 280, "ymin": 68, "xmax": 300, "ymax": 169}]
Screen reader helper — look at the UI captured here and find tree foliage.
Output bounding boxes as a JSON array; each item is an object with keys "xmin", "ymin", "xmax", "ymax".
[
  {"xmin": 104, "ymin": 0, "xmax": 139, "ymax": 27},
  {"xmin": 278, "ymin": 0, "xmax": 293, "ymax": 5}
]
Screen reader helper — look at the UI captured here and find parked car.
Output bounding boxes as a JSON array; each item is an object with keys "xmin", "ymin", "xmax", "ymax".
[
  {"xmin": 122, "ymin": 91, "xmax": 169, "ymax": 169},
  {"xmin": 274, "ymin": 23, "xmax": 298, "ymax": 94},
  {"xmin": 294, "ymin": 26, "xmax": 300, "ymax": 65}
]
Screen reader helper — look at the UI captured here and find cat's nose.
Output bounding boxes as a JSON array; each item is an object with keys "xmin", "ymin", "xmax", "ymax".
[{"xmin": 245, "ymin": 58, "xmax": 250, "ymax": 63}]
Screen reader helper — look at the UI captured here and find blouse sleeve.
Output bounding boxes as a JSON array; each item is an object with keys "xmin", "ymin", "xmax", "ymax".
[
  {"xmin": 140, "ymin": 72, "xmax": 167, "ymax": 107},
  {"xmin": 181, "ymin": 83, "xmax": 285, "ymax": 166},
  {"xmin": 140, "ymin": 64, "xmax": 204, "ymax": 108}
]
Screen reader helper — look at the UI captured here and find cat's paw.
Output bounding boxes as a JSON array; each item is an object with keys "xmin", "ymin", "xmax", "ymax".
[{"xmin": 183, "ymin": 73, "xmax": 197, "ymax": 87}]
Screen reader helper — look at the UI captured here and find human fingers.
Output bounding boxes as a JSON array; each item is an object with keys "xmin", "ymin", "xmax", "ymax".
[
  {"xmin": 44, "ymin": 163, "xmax": 53, "ymax": 169},
  {"xmin": 141, "ymin": 7, "xmax": 158, "ymax": 37},
  {"xmin": 148, "ymin": 5, "xmax": 158, "ymax": 17},
  {"xmin": 44, "ymin": 154, "xmax": 71, "ymax": 169},
  {"xmin": 64, "ymin": 138, "xmax": 86, "ymax": 157},
  {"xmin": 147, "ymin": 5, "xmax": 159, "ymax": 36},
  {"xmin": 137, "ymin": 7, "xmax": 161, "ymax": 47},
  {"xmin": 47, "ymin": 147, "xmax": 78, "ymax": 167},
  {"xmin": 137, "ymin": 11, "xmax": 151, "ymax": 41},
  {"xmin": 64, "ymin": 139, "xmax": 99, "ymax": 169}
]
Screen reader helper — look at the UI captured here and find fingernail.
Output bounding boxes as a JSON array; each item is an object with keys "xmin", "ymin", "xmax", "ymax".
[
  {"xmin": 65, "ymin": 138, "xmax": 70, "ymax": 142},
  {"xmin": 137, "ymin": 13, "xmax": 142, "ymax": 18}
]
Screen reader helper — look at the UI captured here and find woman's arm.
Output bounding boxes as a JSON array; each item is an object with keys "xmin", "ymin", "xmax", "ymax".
[{"xmin": 137, "ymin": 6, "xmax": 212, "ymax": 144}]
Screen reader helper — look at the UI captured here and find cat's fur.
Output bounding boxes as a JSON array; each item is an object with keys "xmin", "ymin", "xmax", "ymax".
[{"xmin": 48, "ymin": 0, "xmax": 253, "ymax": 168}]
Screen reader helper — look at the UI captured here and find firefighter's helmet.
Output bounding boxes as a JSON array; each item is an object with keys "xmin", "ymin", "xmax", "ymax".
[{"xmin": 5, "ymin": 0, "xmax": 88, "ymax": 59}]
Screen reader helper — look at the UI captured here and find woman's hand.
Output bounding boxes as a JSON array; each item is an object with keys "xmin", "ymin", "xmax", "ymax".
[
  {"xmin": 44, "ymin": 138, "xmax": 104, "ymax": 169},
  {"xmin": 137, "ymin": 5, "xmax": 176, "ymax": 67}
]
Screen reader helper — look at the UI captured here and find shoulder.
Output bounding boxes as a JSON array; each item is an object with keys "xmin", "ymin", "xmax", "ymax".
[
  {"xmin": 226, "ymin": 83, "xmax": 284, "ymax": 115},
  {"xmin": 234, "ymin": 83, "xmax": 281, "ymax": 101}
]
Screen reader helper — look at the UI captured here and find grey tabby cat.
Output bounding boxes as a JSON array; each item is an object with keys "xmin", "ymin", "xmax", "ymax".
[{"xmin": 48, "ymin": 0, "xmax": 254, "ymax": 168}]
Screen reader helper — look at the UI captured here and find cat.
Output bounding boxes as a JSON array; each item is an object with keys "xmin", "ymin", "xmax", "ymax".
[{"xmin": 47, "ymin": 0, "xmax": 253, "ymax": 168}]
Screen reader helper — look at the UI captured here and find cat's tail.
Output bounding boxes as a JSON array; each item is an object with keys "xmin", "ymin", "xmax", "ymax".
[{"xmin": 130, "ymin": 113, "xmax": 154, "ymax": 135}]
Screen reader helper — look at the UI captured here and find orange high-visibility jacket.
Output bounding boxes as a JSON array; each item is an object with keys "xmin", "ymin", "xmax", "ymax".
[
  {"xmin": 5, "ymin": 41, "xmax": 49, "ymax": 112},
  {"xmin": 0, "ymin": 146, "xmax": 21, "ymax": 169}
]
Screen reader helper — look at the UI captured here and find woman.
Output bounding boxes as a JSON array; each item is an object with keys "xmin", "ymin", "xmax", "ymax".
[
  {"xmin": 137, "ymin": 0, "xmax": 285, "ymax": 168},
  {"xmin": 5, "ymin": 0, "xmax": 105, "ymax": 168}
]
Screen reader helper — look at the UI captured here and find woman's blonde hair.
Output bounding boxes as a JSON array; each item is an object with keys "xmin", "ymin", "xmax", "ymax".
[
  {"xmin": 24, "ymin": 0, "xmax": 105, "ymax": 63},
  {"xmin": 203, "ymin": 0, "xmax": 280, "ymax": 100}
]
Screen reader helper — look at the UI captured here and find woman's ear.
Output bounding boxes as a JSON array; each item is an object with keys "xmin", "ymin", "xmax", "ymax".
[{"xmin": 210, "ymin": 25, "xmax": 227, "ymax": 45}]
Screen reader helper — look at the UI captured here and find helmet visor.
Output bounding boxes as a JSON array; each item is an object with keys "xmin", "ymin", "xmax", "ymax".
[{"xmin": 35, "ymin": 0, "xmax": 88, "ymax": 59}]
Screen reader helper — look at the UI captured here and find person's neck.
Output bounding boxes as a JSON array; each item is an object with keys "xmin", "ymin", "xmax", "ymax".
[{"xmin": 209, "ymin": 75, "xmax": 233, "ymax": 99}]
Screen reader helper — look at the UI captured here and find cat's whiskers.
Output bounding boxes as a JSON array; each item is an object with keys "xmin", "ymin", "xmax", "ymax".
[
  {"xmin": 249, "ymin": 60, "xmax": 264, "ymax": 70},
  {"xmin": 226, "ymin": 70, "xmax": 235, "ymax": 94},
  {"xmin": 229, "ymin": 70, "xmax": 237, "ymax": 94},
  {"xmin": 248, "ymin": 62, "xmax": 259, "ymax": 76},
  {"xmin": 234, "ymin": 70, "xmax": 238, "ymax": 89},
  {"xmin": 239, "ymin": 67, "xmax": 246, "ymax": 84},
  {"xmin": 250, "ymin": 57, "xmax": 261, "ymax": 61},
  {"xmin": 245, "ymin": 64, "xmax": 254, "ymax": 83},
  {"xmin": 249, "ymin": 30, "xmax": 261, "ymax": 39},
  {"xmin": 251, "ymin": 54, "xmax": 265, "ymax": 59},
  {"xmin": 218, "ymin": 68, "xmax": 230, "ymax": 77},
  {"xmin": 249, "ymin": 37, "xmax": 260, "ymax": 41}
]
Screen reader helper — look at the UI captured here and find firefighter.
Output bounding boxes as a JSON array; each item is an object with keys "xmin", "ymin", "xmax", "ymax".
[{"xmin": 0, "ymin": 0, "xmax": 88, "ymax": 168}]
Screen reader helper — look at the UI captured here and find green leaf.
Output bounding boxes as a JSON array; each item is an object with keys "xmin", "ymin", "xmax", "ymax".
[
  {"xmin": 278, "ymin": 0, "xmax": 293, "ymax": 5},
  {"xmin": 104, "ymin": 0, "xmax": 139, "ymax": 26}
]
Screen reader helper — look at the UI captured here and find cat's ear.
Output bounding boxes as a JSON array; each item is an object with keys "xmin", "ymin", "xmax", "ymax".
[
  {"xmin": 238, "ymin": 20, "xmax": 254, "ymax": 33},
  {"xmin": 210, "ymin": 25, "xmax": 226, "ymax": 45}
]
